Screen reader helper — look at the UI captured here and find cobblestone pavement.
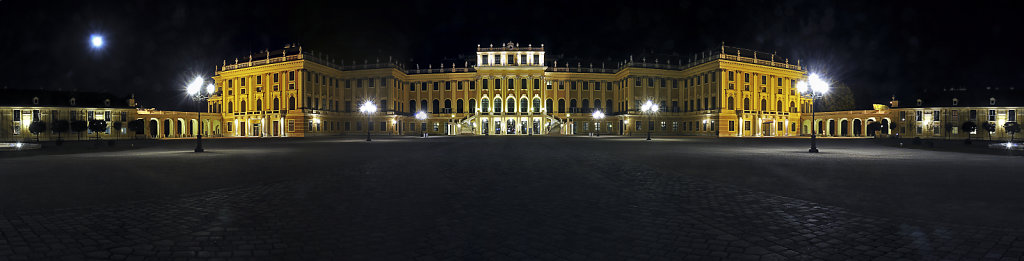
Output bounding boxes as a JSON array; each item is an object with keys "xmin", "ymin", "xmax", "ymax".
[{"xmin": 2, "ymin": 137, "xmax": 1024, "ymax": 260}]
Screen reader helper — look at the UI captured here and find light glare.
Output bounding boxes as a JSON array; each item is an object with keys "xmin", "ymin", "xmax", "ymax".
[
  {"xmin": 90, "ymin": 35, "xmax": 104, "ymax": 48},
  {"xmin": 186, "ymin": 76, "xmax": 204, "ymax": 95}
]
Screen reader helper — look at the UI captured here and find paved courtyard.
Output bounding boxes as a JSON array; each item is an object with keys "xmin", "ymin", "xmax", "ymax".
[{"xmin": 1, "ymin": 136, "xmax": 1023, "ymax": 260}]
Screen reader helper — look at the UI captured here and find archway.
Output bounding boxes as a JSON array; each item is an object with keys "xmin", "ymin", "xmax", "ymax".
[
  {"xmin": 828, "ymin": 119, "xmax": 836, "ymax": 136},
  {"xmin": 881, "ymin": 118, "xmax": 890, "ymax": 134},
  {"xmin": 163, "ymin": 119, "xmax": 172, "ymax": 137},
  {"xmin": 853, "ymin": 119, "xmax": 863, "ymax": 136},
  {"xmin": 149, "ymin": 119, "xmax": 158, "ymax": 138},
  {"xmin": 840, "ymin": 119, "xmax": 849, "ymax": 136}
]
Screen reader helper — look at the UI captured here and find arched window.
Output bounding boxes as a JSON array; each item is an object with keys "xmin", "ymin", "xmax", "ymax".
[
  {"xmin": 582, "ymin": 99, "xmax": 590, "ymax": 112},
  {"xmin": 570, "ymin": 99, "xmax": 577, "ymax": 112},
  {"xmin": 728, "ymin": 97, "xmax": 734, "ymax": 110},
  {"xmin": 432, "ymin": 99, "xmax": 440, "ymax": 113},
  {"xmin": 660, "ymin": 101, "xmax": 667, "ymax": 112},
  {"xmin": 777, "ymin": 100, "xmax": 783, "ymax": 112},
  {"xmin": 481, "ymin": 98, "xmax": 489, "ymax": 112},
  {"xmin": 744, "ymin": 98, "xmax": 750, "ymax": 110},
  {"xmin": 457, "ymin": 99, "xmax": 464, "ymax": 113},
  {"xmin": 761, "ymin": 99, "xmax": 767, "ymax": 111},
  {"xmin": 558, "ymin": 99, "xmax": 565, "ymax": 113},
  {"xmin": 240, "ymin": 100, "xmax": 246, "ymax": 112},
  {"xmin": 494, "ymin": 99, "xmax": 502, "ymax": 113},
  {"xmin": 790, "ymin": 101, "xmax": 795, "ymax": 113},
  {"xmin": 469, "ymin": 99, "xmax": 476, "ymax": 112},
  {"xmin": 594, "ymin": 99, "xmax": 602, "ymax": 110},
  {"xmin": 506, "ymin": 98, "xmax": 514, "ymax": 112},
  {"xmin": 546, "ymin": 99, "xmax": 553, "ymax": 113},
  {"xmin": 520, "ymin": 98, "xmax": 527, "ymax": 112},
  {"xmin": 256, "ymin": 99, "xmax": 262, "ymax": 111},
  {"xmin": 228, "ymin": 101, "xmax": 233, "ymax": 113},
  {"xmin": 421, "ymin": 100, "xmax": 427, "ymax": 112},
  {"xmin": 273, "ymin": 98, "xmax": 280, "ymax": 110},
  {"xmin": 409, "ymin": 100, "xmax": 416, "ymax": 112},
  {"xmin": 289, "ymin": 97, "xmax": 296, "ymax": 110},
  {"xmin": 607, "ymin": 100, "xmax": 612, "ymax": 112},
  {"xmin": 533, "ymin": 98, "xmax": 541, "ymax": 113}
]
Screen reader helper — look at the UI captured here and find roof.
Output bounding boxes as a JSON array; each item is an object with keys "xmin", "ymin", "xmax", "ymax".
[
  {"xmin": 0, "ymin": 88, "xmax": 135, "ymax": 108},
  {"xmin": 900, "ymin": 87, "xmax": 1024, "ymax": 108}
]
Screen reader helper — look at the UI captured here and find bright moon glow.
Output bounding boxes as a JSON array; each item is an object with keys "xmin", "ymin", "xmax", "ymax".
[
  {"xmin": 90, "ymin": 35, "xmax": 104, "ymax": 48},
  {"xmin": 186, "ymin": 76, "xmax": 204, "ymax": 95}
]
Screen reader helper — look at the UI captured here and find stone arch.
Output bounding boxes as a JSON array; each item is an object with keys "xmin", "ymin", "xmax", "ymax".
[
  {"xmin": 149, "ymin": 119, "xmax": 159, "ymax": 138},
  {"xmin": 828, "ymin": 119, "xmax": 836, "ymax": 136},
  {"xmin": 853, "ymin": 118, "xmax": 863, "ymax": 136},
  {"xmin": 840, "ymin": 118, "xmax": 849, "ymax": 136}
]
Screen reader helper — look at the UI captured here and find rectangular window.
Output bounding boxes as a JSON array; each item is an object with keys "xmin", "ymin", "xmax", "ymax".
[
  {"xmin": 421, "ymin": 82, "xmax": 427, "ymax": 91},
  {"xmin": 989, "ymin": 110, "xmax": 996, "ymax": 121},
  {"xmin": 559, "ymin": 81, "xmax": 564, "ymax": 89},
  {"xmin": 380, "ymin": 122, "xmax": 386, "ymax": 131},
  {"xmin": 289, "ymin": 71, "xmax": 295, "ymax": 81},
  {"xmin": 483, "ymin": 80, "xmax": 489, "ymax": 89},
  {"xmin": 952, "ymin": 110, "xmax": 959, "ymax": 122},
  {"xmin": 443, "ymin": 82, "xmax": 449, "ymax": 90},
  {"xmin": 1010, "ymin": 110, "xmax": 1017, "ymax": 122},
  {"xmin": 457, "ymin": 81, "xmax": 463, "ymax": 90},
  {"xmin": 744, "ymin": 121, "xmax": 751, "ymax": 130},
  {"xmin": 380, "ymin": 78, "xmax": 387, "ymax": 87},
  {"xmin": 547, "ymin": 81, "xmax": 552, "ymax": 90},
  {"xmin": 933, "ymin": 110, "xmax": 941, "ymax": 122},
  {"xmin": 744, "ymin": 73, "xmax": 750, "ymax": 83},
  {"xmin": 970, "ymin": 110, "xmax": 977, "ymax": 120},
  {"xmin": 288, "ymin": 120, "xmax": 295, "ymax": 131},
  {"xmin": 240, "ymin": 77, "xmax": 246, "ymax": 86},
  {"xmin": 777, "ymin": 78, "xmax": 783, "ymax": 86},
  {"xmin": 534, "ymin": 79, "xmax": 540, "ymax": 89},
  {"xmin": 470, "ymin": 81, "xmax": 476, "ymax": 90}
]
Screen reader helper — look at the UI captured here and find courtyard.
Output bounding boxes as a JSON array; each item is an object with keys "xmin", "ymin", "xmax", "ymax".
[{"xmin": 1, "ymin": 136, "xmax": 1023, "ymax": 260}]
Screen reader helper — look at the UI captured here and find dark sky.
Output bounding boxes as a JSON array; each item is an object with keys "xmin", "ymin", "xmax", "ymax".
[{"xmin": 2, "ymin": 0, "xmax": 1023, "ymax": 111}]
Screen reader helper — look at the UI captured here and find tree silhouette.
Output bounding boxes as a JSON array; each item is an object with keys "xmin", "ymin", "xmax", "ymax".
[
  {"xmin": 1005, "ymin": 122, "xmax": 1021, "ymax": 142},
  {"xmin": 88, "ymin": 120, "xmax": 107, "ymax": 140},
  {"xmin": 127, "ymin": 119, "xmax": 144, "ymax": 139},
  {"xmin": 981, "ymin": 122, "xmax": 996, "ymax": 140},
  {"xmin": 52, "ymin": 120, "xmax": 69, "ymax": 141},
  {"xmin": 958, "ymin": 121, "xmax": 974, "ymax": 143},
  {"xmin": 866, "ymin": 122, "xmax": 881, "ymax": 138},
  {"xmin": 70, "ymin": 120, "xmax": 87, "ymax": 141},
  {"xmin": 29, "ymin": 121, "xmax": 46, "ymax": 142}
]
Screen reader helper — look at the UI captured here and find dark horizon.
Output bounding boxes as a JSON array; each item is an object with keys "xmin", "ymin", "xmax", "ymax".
[{"xmin": 2, "ymin": 0, "xmax": 1023, "ymax": 111}]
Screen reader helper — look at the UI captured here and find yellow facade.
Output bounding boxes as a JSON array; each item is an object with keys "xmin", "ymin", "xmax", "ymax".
[{"xmin": 208, "ymin": 43, "xmax": 813, "ymax": 137}]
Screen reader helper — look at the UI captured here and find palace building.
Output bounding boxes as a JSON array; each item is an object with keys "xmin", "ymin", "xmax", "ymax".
[
  {"xmin": 6, "ymin": 43, "xmax": 1020, "ymax": 143},
  {"xmin": 208, "ymin": 42, "xmax": 813, "ymax": 137}
]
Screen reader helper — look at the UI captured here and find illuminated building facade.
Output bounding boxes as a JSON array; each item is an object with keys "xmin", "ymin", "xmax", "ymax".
[{"xmin": 208, "ymin": 42, "xmax": 813, "ymax": 137}]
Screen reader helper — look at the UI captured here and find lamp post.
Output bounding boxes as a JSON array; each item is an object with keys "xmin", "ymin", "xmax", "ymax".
[
  {"xmin": 592, "ymin": 110, "xmax": 605, "ymax": 137},
  {"xmin": 415, "ymin": 111, "xmax": 427, "ymax": 138},
  {"xmin": 359, "ymin": 101, "xmax": 376, "ymax": 141},
  {"xmin": 797, "ymin": 73, "xmax": 830, "ymax": 153},
  {"xmin": 640, "ymin": 100, "xmax": 659, "ymax": 140},
  {"xmin": 185, "ymin": 76, "xmax": 215, "ymax": 153}
]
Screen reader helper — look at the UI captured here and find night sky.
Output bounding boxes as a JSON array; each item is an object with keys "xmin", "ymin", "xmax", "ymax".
[{"xmin": 2, "ymin": 0, "xmax": 1022, "ymax": 111}]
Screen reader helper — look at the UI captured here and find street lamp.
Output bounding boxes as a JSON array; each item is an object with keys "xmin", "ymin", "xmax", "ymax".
[
  {"xmin": 640, "ymin": 100, "xmax": 659, "ymax": 140},
  {"xmin": 186, "ymin": 76, "xmax": 215, "ymax": 152},
  {"xmin": 359, "ymin": 100, "xmax": 377, "ymax": 141},
  {"xmin": 797, "ymin": 73, "xmax": 830, "ymax": 153},
  {"xmin": 592, "ymin": 110, "xmax": 605, "ymax": 137},
  {"xmin": 415, "ymin": 111, "xmax": 427, "ymax": 138}
]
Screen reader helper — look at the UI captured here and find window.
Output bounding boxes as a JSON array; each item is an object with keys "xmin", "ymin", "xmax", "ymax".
[
  {"xmin": 761, "ymin": 75, "xmax": 767, "ymax": 85},
  {"xmin": 508, "ymin": 78, "xmax": 514, "ymax": 89},
  {"xmin": 495, "ymin": 79, "xmax": 501, "ymax": 89},
  {"xmin": 933, "ymin": 110, "xmax": 941, "ymax": 122},
  {"xmin": 970, "ymin": 110, "xmax": 977, "ymax": 120},
  {"xmin": 989, "ymin": 110, "xmax": 996, "ymax": 121},
  {"xmin": 380, "ymin": 122, "xmax": 386, "ymax": 131},
  {"xmin": 777, "ymin": 78, "xmax": 783, "ymax": 86},
  {"xmin": 546, "ymin": 81, "xmax": 552, "ymax": 90},
  {"xmin": 952, "ymin": 110, "xmax": 959, "ymax": 122},
  {"xmin": 457, "ymin": 81, "xmax": 463, "ymax": 90},
  {"xmin": 744, "ymin": 73, "xmax": 750, "ymax": 83},
  {"xmin": 728, "ymin": 71, "xmax": 734, "ymax": 81},
  {"xmin": 240, "ymin": 77, "xmax": 246, "ymax": 86},
  {"xmin": 433, "ymin": 82, "xmax": 439, "ymax": 90},
  {"xmin": 745, "ymin": 121, "xmax": 751, "ymax": 130},
  {"xmin": 288, "ymin": 120, "xmax": 295, "ymax": 131},
  {"xmin": 470, "ymin": 81, "xmax": 476, "ymax": 90},
  {"xmin": 1010, "ymin": 110, "xmax": 1017, "ymax": 122},
  {"xmin": 558, "ymin": 81, "xmax": 564, "ymax": 89},
  {"xmin": 729, "ymin": 121, "xmax": 735, "ymax": 131},
  {"xmin": 571, "ymin": 81, "xmax": 577, "ymax": 90}
]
